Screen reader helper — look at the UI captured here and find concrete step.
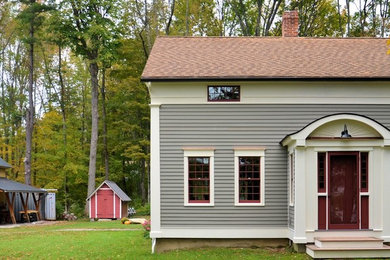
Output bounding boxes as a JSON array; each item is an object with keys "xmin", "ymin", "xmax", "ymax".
[
  {"xmin": 314, "ymin": 237, "xmax": 384, "ymax": 249},
  {"xmin": 306, "ymin": 244, "xmax": 390, "ymax": 259}
]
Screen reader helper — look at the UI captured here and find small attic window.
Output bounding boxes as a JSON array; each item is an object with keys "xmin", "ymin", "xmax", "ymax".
[{"xmin": 208, "ymin": 86, "xmax": 240, "ymax": 102}]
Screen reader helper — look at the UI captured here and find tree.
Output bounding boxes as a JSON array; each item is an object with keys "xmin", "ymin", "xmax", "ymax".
[
  {"xmin": 289, "ymin": 0, "xmax": 346, "ymax": 37},
  {"xmin": 54, "ymin": 0, "xmax": 121, "ymax": 199},
  {"xmin": 17, "ymin": 0, "xmax": 50, "ymax": 185}
]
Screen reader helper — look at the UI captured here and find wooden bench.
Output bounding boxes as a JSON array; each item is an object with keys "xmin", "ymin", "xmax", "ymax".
[{"xmin": 19, "ymin": 210, "xmax": 39, "ymax": 222}]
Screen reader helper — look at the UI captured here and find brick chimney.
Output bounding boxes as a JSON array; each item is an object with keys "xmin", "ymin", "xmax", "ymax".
[{"xmin": 282, "ymin": 10, "xmax": 299, "ymax": 37}]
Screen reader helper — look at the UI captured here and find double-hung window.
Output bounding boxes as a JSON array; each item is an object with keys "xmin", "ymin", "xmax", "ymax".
[
  {"xmin": 183, "ymin": 148, "xmax": 215, "ymax": 206},
  {"xmin": 234, "ymin": 147, "xmax": 265, "ymax": 206}
]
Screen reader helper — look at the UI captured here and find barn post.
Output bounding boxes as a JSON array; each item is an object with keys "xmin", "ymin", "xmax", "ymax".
[
  {"xmin": 32, "ymin": 193, "xmax": 42, "ymax": 220},
  {"xmin": 20, "ymin": 193, "xmax": 30, "ymax": 223},
  {"xmin": 5, "ymin": 192, "xmax": 16, "ymax": 224}
]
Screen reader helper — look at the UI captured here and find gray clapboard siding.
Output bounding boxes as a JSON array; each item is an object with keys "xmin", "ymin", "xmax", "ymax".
[
  {"xmin": 159, "ymin": 104, "xmax": 390, "ymax": 228},
  {"xmin": 288, "ymin": 206, "xmax": 294, "ymax": 229}
]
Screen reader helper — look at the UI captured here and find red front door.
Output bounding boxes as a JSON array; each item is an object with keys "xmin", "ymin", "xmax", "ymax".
[{"xmin": 328, "ymin": 152, "xmax": 359, "ymax": 229}]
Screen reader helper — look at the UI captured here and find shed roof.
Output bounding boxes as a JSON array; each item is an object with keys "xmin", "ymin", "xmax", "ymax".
[
  {"xmin": 0, "ymin": 157, "xmax": 11, "ymax": 168},
  {"xmin": 0, "ymin": 178, "xmax": 47, "ymax": 193},
  {"xmin": 141, "ymin": 37, "xmax": 390, "ymax": 81},
  {"xmin": 87, "ymin": 180, "xmax": 131, "ymax": 201}
]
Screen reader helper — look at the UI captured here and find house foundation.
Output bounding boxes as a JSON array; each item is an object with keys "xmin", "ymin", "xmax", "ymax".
[{"xmin": 154, "ymin": 238, "xmax": 288, "ymax": 253}]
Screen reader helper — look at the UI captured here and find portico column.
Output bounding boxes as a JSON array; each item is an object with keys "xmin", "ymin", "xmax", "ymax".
[{"xmin": 294, "ymin": 146, "xmax": 307, "ymax": 243}]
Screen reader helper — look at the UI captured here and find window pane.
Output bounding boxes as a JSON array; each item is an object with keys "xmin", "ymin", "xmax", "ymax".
[
  {"xmin": 238, "ymin": 156, "xmax": 261, "ymax": 203},
  {"xmin": 188, "ymin": 157, "xmax": 210, "ymax": 203},
  {"xmin": 318, "ymin": 153, "xmax": 326, "ymax": 192},
  {"xmin": 208, "ymin": 86, "xmax": 240, "ymax": 102},
  {"xmin": 361, "ymin": 152, "xmax": 368, "ymax": 192}
]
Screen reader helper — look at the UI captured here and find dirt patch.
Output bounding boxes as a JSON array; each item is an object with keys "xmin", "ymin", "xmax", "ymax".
[
  {"xmin": 0, "ymin": 221, "xmax": 63, "ymax": 229},
  {"xmin": 56, "ymin": 228, "xmax": 140, "ymax": 232}
]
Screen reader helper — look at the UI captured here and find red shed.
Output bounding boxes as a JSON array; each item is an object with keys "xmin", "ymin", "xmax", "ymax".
[{"xmin": 87, "ymin": 180, "xmax": 131, "ymax": 219}]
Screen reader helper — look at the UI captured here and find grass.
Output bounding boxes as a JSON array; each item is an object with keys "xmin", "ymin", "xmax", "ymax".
[{"xmin": 0, "ymin": 220, "xmax": 309, "ymax": 259}]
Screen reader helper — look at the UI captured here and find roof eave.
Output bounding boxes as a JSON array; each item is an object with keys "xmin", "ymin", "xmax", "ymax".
[{"xmin": 140, "ymin": 76, "xmax": 390, "ymax": 82}]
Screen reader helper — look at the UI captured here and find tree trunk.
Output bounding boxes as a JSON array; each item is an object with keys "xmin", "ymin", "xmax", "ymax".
[
  {"xmin": 346, "ymin": 0, "xmax": 351, "ymax": 36},
  {"xmin": 25, "ymin": 0, "xmax": 35, "ymax": 185},
  {"xmin": 87, "ymin": 61, "xmax": 99, "ymax": 197},
  {"xmin": 101, "ymin": 68, "xmax": 109, "ymax": 180},
  {"xmin": 58, "ymin": 45, "xmax": 69, "ymax": 213},
  {"xmin": 185, "ymin": 0, "xmax": 189, "ymax": 36}
]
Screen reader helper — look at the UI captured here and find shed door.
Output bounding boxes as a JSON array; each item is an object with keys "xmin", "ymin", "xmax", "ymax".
[
  {"xmin": 328, "ymin": 152, "xmax": 359, "ymax": 229},
  {"xmin": 97, "ymin": 189, "xmax": 114, "ymax": 218}
]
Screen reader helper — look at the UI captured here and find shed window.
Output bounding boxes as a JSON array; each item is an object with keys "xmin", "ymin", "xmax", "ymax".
[
  {"xmin": 188, "ymin": 157, "xmax": 210, "ymax": 203},
  {"xmin": 208, "ymin": 86, "xmax": 240, "ymax": 102}
]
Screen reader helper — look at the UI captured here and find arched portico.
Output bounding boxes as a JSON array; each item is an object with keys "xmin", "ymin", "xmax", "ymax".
[{"xmin": 282, "ymin": 113, "xmax": 390, "ymax": 244}]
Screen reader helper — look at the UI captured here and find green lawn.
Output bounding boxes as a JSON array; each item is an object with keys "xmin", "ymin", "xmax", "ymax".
[{"xmin": 0, "ymin": 220, "xmax": 309, "ymax": 259}]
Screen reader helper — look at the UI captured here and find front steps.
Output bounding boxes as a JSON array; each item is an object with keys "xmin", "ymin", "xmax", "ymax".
[{"xmin": 306, "ymin": 237, "xmax": 390, "ymax": 259}]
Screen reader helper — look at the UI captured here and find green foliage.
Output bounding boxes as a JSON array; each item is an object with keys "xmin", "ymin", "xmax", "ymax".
[{"xmin": 289, "ymin": 0, "xmax": 347, "ymax": 37}]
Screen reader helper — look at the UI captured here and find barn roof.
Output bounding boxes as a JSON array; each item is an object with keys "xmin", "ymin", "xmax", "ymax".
[
  {"xmin": 0, "ymin": 157, "xmax": 11, "ymax": 168},
  {"xmin": 0, "ymin": 177, "xmax": 47, "ymax": 193},
  {"xmin": 87, "ymin": 180, "xmax": 131, "ymax": 201},
  {"xmin": 141, "ymin": 37, "xmax": 390, "ymax": 81}
]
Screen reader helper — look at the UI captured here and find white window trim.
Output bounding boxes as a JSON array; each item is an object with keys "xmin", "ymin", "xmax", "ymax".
[
  {"xmin": 234, "ymin": 148, "xmax": 265, "ymax": 206},
  {"xmin": 183, "ymin": 148, "xmax": 215, "ymax": 206}
]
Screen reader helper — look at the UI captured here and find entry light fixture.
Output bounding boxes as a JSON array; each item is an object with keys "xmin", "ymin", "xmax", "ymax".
[{"xmin": 340, "ymin": 124, "xmax": 352, "ymax": 138}]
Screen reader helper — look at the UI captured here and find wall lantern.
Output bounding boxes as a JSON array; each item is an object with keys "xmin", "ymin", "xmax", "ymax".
[{"xmin": 341, "ymin": 124, "xmax": 352, "ymax": 138}]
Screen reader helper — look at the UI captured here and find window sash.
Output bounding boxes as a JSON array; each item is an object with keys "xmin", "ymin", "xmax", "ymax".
[
  {"xmin": 188, "ymin": 157, "xmax": 210, "ymax": 203},
  {"xmin": 360, "ymin": 152, "xmax": 368, "ymax": 192},
  {"xmin": 208, "ymin": 86, "xmax": 240, "ymax": 102},
  {"xmin": 318, "ymin": 152, "xmax": 326, "ymax": 193},
  {"xmin": 238, "ymin": 156, "xmax": 261, "ymax": 203}
]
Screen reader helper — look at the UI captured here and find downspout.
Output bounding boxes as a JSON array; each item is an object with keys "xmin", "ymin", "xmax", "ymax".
[{"xmin": 151, "ymin": 238, "xmax": 156, "ymax": 253}]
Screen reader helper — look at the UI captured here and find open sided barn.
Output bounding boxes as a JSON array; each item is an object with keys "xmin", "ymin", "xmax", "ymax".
[
  {"xmin": 87, "ymin": 180, "xmax": 131, "ymax": 219},
  {"xmin": 0, "ymin": 157, "xmax": 47, "ymax": 224}
]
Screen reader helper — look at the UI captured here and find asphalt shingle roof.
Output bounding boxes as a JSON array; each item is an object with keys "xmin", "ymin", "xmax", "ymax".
[
  {"xmin": 0, "ymin": 157, "xmax": 11, "ymax": 168},
  {"xmin": 141, "ymin": 37, "xmax": 390, "ymax": 81},
  {"xmin": 0, "ymin": 178, "xmax": 46, "ymax": 193},
  {"xmin": 87, "ymin": 180, "xmax": 131, "ymax": 201}
]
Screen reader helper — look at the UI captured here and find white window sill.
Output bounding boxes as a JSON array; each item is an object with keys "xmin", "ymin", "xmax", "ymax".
[
  {"xmin": 184, "ymin": 203, "xmax": 214, "ymax": 207},
  {"xmin": 235, "ymin": 203, "xmax": 265, "ymax": 207}
]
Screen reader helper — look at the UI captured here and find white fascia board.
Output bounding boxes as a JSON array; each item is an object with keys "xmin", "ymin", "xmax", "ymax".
[{"xmin": 149, "ymin": 81, "xmax": 390, "ymax": 105}]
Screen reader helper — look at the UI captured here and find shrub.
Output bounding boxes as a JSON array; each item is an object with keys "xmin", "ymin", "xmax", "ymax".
[
  {"xmin": 142, "ymin": 220, "xmax": 151, "ymax": 238},
  {"xmin": 135, "ymin": 203, "xmax": 150, "ymax": 216}
]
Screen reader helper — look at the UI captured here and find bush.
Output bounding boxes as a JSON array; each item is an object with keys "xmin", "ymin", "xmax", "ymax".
[
  {"xmin": 135, "ymin": 203, "xmax": 150, "ymax": 216},
  {"xmin": 142, "ymin": 220, "xmax": 151, "ymax": 238},
  {"xmin": 69, "ymin": 203, "xmax": 86, "ymax": 218}
]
